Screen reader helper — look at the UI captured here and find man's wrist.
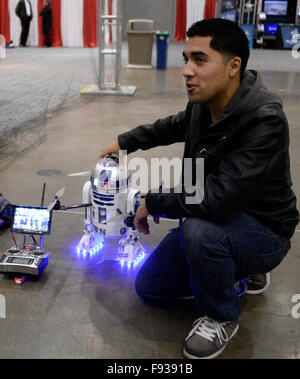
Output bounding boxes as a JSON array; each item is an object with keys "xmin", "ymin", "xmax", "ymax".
[{"xmin": 145, "ymin": 192, "xmax": 159, "ymax": 217}]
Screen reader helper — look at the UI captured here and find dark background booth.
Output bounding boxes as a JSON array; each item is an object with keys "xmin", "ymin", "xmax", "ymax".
[{"xmin": 261, "ymin": 0, "xmax": 300, "ymax": 49}]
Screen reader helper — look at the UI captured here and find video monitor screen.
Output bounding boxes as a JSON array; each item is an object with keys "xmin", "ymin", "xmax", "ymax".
[
  {"xmin": 11, "ymin": 206, "xmax": 52, "ymax": 235},
  {"xmin": 264, "ymin": 1, "xmax": 288, "ymax": 16},
  {"xmin": 265, "ymin": 23, "xmax": 278, "ymax": 35},
  {"xmin": 221, "ymin": 0, "xmax": 236, "ymax": 13}
]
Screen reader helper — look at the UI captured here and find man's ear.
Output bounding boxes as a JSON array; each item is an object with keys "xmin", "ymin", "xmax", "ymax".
[{"xmin": 228, "ymin": 57, "xmax": 242, "ymax": 78}]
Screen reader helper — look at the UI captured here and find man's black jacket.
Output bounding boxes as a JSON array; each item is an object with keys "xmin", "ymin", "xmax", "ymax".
[
  {"xmin": 118, "ymin": 70, "xmax": 299, "ymax": 240},
  {"xmin": 15, "ymin": 0, "xmax": 33, "ymax": 20},
  {"xmin": 40, "ymin": 5, "xmax": 52, "ymax": 28}
]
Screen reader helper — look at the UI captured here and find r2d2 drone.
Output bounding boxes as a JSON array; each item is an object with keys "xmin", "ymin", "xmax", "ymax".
[{"xmin": 65, "ymin": 154, "xmax": 146, "ymax": 267}]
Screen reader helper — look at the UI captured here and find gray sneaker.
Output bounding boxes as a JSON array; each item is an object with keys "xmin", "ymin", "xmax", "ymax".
[
  {"xmin": 183, "ymin": 316, "xmax": 239, "ymax": 359},
  {"xmin": 246, "ymin": 272, "xmax": 271, "ymax": 295}
]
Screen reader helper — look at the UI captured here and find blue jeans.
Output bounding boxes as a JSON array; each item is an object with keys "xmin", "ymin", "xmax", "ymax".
[{"xmin": 135, "ymin": 213, "xmax": 289, "ymax": 321}]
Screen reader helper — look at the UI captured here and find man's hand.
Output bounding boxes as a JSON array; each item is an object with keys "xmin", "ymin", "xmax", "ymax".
[
  {"xmin": 98, "ymin": 141, "xmax": 120, "ymax": 160},
  {"xmin": 134, "ymin": 202, "xmax": 150, "ymax": 235},
  {"xmin": 134, "ymin": 202, "xmax": 160, "ymax": 235}
]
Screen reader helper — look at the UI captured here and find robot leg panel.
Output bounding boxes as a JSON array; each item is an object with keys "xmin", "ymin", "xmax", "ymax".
[
  {"xmin": 77, "ymin": 181, "xmax": 103, "ymax": 254},
  {"xmin": 82, "ymin": 181, "xmax": 92, "ymax": 225}
]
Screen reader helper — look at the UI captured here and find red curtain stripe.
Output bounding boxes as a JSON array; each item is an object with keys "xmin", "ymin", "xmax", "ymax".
[
  {"xmin": 174, "ymin": 0, "xmax": 186, "ymax": 42},
  {"xmin": 0, "ymin": 0, "xmax": 11, "ymax": 43},
  {"xmin": 38, "ymin": 0, "xmax": 44, "ymax": 46},
  {"xmin": 83, "ymin": 0, "xmax": 98, "ymax": 47},
  {"xmin": 50, "ymin": 0, "xmax": 62, "ymax": 47},
  {"xmin": 108, "ymin": 0, "xmax": 112, "ymax": 45},
  {"xmin": 204, "ymin": 0, "xmax": 216, "ymax": 19}
]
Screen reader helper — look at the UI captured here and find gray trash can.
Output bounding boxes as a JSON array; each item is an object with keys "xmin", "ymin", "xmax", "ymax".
[{"xmin": 126, "ymin": 19, "xmax": 155, "ymax": 69}]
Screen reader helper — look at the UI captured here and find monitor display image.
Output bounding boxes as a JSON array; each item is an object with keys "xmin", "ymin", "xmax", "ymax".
[
  {"xmin": 221, "ymin": 0, "xmax": 236, "ymax": 12},
  {"xmin": 264, "ymin": 0, "xmax": 288, "ymax": 16},
  {"xmin": 265, "ymin": 23, "xmax": 278, "ymax": 35},
  {"xmin": 11, "ymin": 206, "xmax": 52, "ymax": 235}
]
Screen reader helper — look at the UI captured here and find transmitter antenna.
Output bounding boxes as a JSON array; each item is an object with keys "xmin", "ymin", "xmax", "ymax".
[{"xmin": 41, "ymin": 183, "xmax": 46, "ymax": 207}]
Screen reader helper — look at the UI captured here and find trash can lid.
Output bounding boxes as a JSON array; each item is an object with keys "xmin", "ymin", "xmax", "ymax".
[
  {"xmin": 127, "ymin": 19, "xmax": 155, "ymax": 33},
  {"xmin": 156, "ymin": 30, "xmax": 170, "ymax": 36}
]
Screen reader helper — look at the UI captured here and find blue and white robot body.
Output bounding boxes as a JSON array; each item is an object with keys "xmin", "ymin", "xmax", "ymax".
[{"xmin": 76, "ymin": 155, "xmax": 145, "ymax": 267}]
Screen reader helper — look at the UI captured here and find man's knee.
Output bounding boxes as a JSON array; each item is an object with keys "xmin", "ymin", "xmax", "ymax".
[
  {"xmin": 134, "ymin": 268, "xmax": 147, "ymax": 299},
  {"xmin": 181, "ymin": 217, "xmax": 225, "ymax": 260}
]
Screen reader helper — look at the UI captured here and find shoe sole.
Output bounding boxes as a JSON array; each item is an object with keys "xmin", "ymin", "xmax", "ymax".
[
  {"xmin": 182, "ymin": 323, "xmax": 239, "ymax": 359},
  {"xmin": 247, "ymin": 272, "xmax": 271, "ymax": 295}
]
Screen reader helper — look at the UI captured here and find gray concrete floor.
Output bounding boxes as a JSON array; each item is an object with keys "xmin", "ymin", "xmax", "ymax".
[{"xmin": 0, "ymin": 47, "xmax": 300, "ymax": 359}]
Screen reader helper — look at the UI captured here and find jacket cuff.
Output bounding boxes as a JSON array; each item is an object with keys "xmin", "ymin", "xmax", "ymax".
[
  {"xmin": 118, "ymin": 133, "xmax": 136, "ymax": 155},
  {"xmin": 145, "ymin": 191, "xmax": 180, "ymax": 218},
  {"xmin": 145, "ymin": 193, "xmax": 160, "ymax": 216}
]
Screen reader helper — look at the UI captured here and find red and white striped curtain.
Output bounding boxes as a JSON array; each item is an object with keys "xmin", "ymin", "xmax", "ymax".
[
  {"xmin": 0, "ymin": 0, "xmax": 216, "ymax": 46},
  {"xmin": 174, "ymin": 0, "xmax": 216, "ymax": 42},
  {"xmin": 0, "ymin": 0, "xmax": 98, "ymax": 47}
]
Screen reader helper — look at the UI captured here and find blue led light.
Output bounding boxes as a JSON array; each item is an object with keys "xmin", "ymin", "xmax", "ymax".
[
  {"xmin": 76, "ymin": 242, "xmax": 104, "ymax": 259},
  {"xmin": 119, "ymin": 251, "xmax": 146, "ymax": 269},
  {"xmin": 75, "ymin": 242, "xmax": 146, "ymax": 269}
]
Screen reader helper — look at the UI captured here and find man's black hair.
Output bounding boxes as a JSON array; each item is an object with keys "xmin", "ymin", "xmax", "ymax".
[{"xmin": 186, "ymin": 18, "xmax": 250, "ymax": 75}]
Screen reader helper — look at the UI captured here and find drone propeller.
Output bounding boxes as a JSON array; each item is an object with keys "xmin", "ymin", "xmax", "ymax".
[
  {"xmin": 56, "ymin": 187, "xmax": 65, "ymax": 198},
  {"xmin": 47, "ymin": 187, "xmax": 65, "ymax": 212},
  {"xmin": 47, "ymin": 200, "xmax": 58, "ymax": 212},
  {"xmin": 68, "ymin": 171, "xmax": 91, "ymax": 177}
]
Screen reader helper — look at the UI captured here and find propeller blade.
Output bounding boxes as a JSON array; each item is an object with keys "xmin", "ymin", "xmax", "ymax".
[
  {"xmin": 56, "ymin": 187, "xmax": 65, "ymax": 198},
  {"xmin": 46, "ymin": 187, "xmax": 65, "ymax": 211},
  {"xmin": 47, "ymin": 199, "xmax": 57, "ymax": 212},
  {"xmin": 68, "ymin": 171, "xmax": 91, "ymax": 177}
]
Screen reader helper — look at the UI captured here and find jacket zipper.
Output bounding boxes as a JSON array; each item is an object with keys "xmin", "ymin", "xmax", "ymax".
[{"xmin": 198, "ymin": 147, "xmax": 226, "ymax": 158}]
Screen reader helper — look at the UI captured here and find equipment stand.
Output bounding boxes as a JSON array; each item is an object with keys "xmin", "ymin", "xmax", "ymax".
[{"xmin": 81, "ymin": 0, "xmax": 136, "ymax": 96}]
